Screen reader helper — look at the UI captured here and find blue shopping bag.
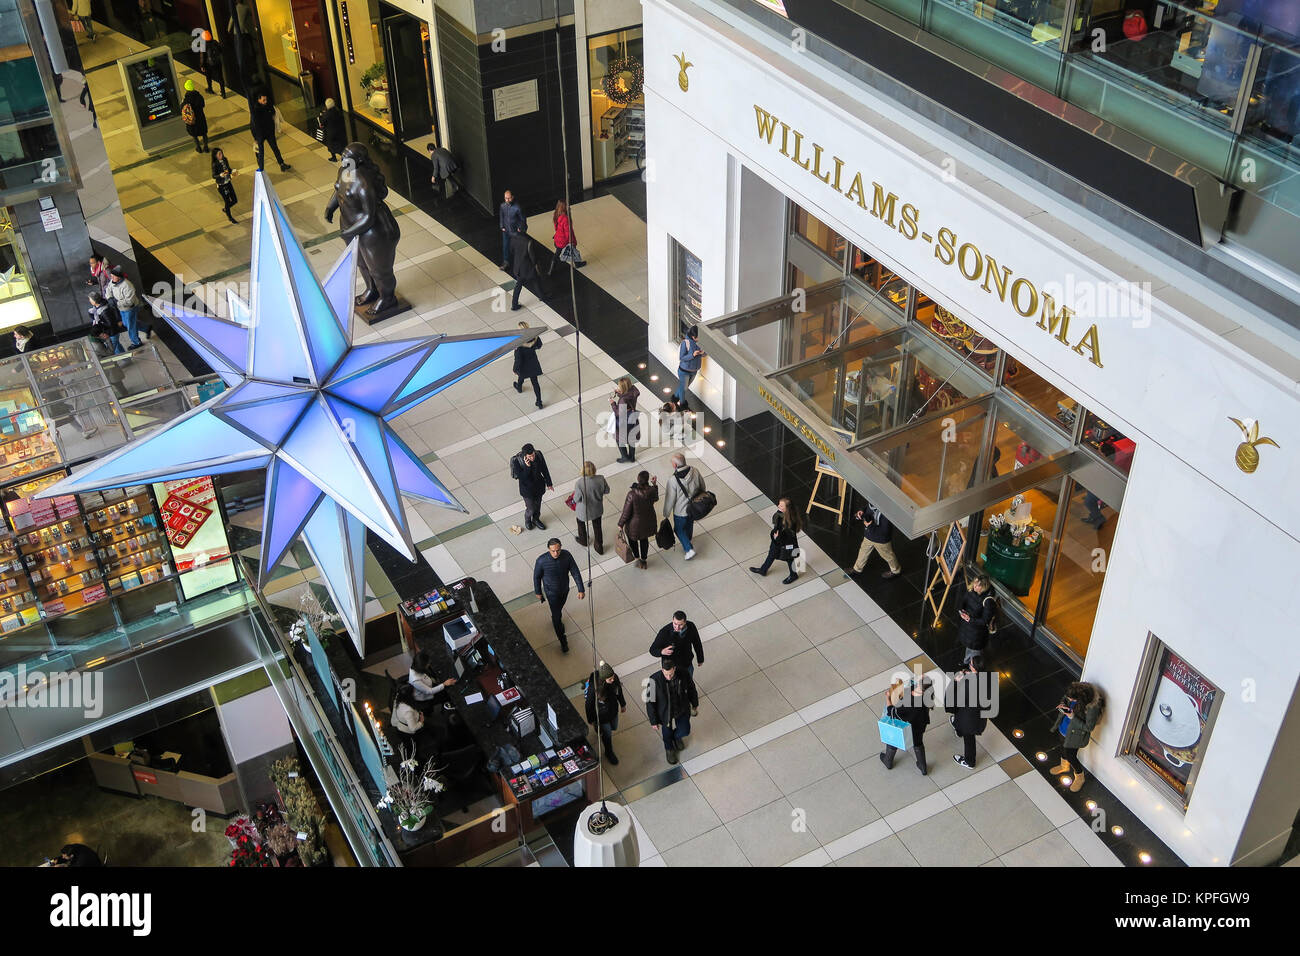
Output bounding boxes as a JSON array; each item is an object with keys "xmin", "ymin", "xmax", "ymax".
[
  {"xmin": 1058, "ymin": 716, "xmax": 1071, "ymax": 737},
  {"xmin": 878, "ymin": 715, "xmax": 913, "ymax": 750}
]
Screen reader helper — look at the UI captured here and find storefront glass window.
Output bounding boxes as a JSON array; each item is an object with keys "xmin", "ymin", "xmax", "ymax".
[
  {"xmin": 672, "ymin": 238, "xmax": 702, "ymax": 341},
  {"xmin": 790, "ymin": 206, "xmax": 847, "ymax": 266},
  {"xmin": 0, "ymin": 212, "xmax": 47, "ymax": 334},
  {"xmin": 849, "ymin": 246, "xmax": 907, "ymax": 311},
  {"xmin": 589, "ymin": 28, "xmax": 644, "ymax": 182},
  {"xmin": 981, "ymin": 479, "xmax": 1062, "ymax": 627},
  {"xmin": 254, "ymin": 0, "xmax": 299, "ymax": 78},
  {"xmin": 1043, "ymin": 476, "xmax": 1117, "ymax": 659},
  {"xmin": 341, "ymin": 0, "xmax": 393, "ymax": 133},
  {"xmin": 1002, "ymin": 354, "xmax": 1073, "ymax": 433},
  {"xmin": 914, "ymin": 294, "xmax": 999, "ymax": 377},
  {"xmin": 1082, "ymin": 410, "xmax": 1135, "ymax": 474}
]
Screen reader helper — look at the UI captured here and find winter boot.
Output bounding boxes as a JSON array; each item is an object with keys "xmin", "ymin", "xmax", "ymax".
[
  {"xmin": 1069, "ymin": 770, "xmax": 1085, "ymax": 792},
  {"xmin": 666, "ymin": 747, "xmax": 678, "ymax": 765},
  {"xmin": 1050, "ymin": 759, "xmax": 1070, "ymax": 775}
]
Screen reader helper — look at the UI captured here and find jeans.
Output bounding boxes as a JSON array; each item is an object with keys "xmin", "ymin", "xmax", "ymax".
[
  {"xmin": 659, "ymin": 713, "xmax": 690, "ymax": 749},
  {"xmin": 255, "ymin": 133, "xmax": 285, "ymax": 170},
  {"xmin": 672, "ymin": 514, "xmax": 694, "ymax": 551},
  {"xmin": 543, "ymin": 588, "xmax": 568, "ymax": 645},
  {"xmin": 501, "ymin": 231, "xmax": 511, "ymax": 267},
  {"xmin": 522, "ymin": 494, "xmax": 543, "ymax": 527},
  {"xmin": 618, "ymin": 445, "xmax": 636, "ymax": 461},
  {"xmin": 516, "ymin": 374, "xmax": 541, "ymax": 403},
  {"xmin": 120, "ymin": 306, "xmax": 141, "ymax": 346},
  {"xmin": 1084, "ymin": 492, "xmax": 1104, "ymax": 526},
  {"xmin": 674, "ymin": 366, "xmax": 697, "ymax": 404}
]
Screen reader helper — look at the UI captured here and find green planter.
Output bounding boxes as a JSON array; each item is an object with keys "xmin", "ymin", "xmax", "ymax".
[{"xmin": 984, "ymin": 534, "xmax": 1041, "ymax": 596}]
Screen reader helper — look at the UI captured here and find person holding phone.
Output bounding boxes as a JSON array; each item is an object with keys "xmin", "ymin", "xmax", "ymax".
[{"xmin": 1050, "ymin": 682, "xmax": 1103, "ymax": 792}]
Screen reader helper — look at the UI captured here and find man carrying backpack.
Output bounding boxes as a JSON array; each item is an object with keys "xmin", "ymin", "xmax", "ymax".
[{"xmin": 511, "ymin": 443, "xmax": 553, "ymax": 531}]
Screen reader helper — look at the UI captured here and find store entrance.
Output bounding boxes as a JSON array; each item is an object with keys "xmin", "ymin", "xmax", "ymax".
[{"xmin": 380, "ymin": 5, "xmax": 434, "ymax": 145}]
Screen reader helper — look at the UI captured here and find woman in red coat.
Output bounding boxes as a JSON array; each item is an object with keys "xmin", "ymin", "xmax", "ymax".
[{"xmin": 548, "ymin": 200, "xmax": 582, "ymax": 273}]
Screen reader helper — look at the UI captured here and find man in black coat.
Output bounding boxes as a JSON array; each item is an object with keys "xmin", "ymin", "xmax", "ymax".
[
  {"xmin": 533, "ymin": 538, "xmax": 584, "ymax": 651},
  {"xmin": 646, "ymin": 657, "xmax": 698, "ymax": 765},
  {"xmin": 945, "ymin": 655, "xmax": 990, "ymax": 770},
  {"xmin": 648, "ymin": 611, "xmax": 704, "ymax": 680},
  {"xmin": 498, "ymin": 189, "xmax": 524, "ymax": 269},
  {"xmin": 510, "ymin": 229, "xmax": 545, "ymax": 311},
  {"xmin": 851, "ymin": 503, "xmax": 900, "ymax": 579},
  {"xmin": 249, "ymin": 92, "xmax": 290, "ymax": 172},
  {"xmin": 957, "ymin": 569, "xmax": 997, "ymax": 663},
  {"xmin": 199, "ymin": 32, "xmax": 225, "ymax": 97},
  {"xmin": 512, "ymin": 442, "xmax": 553, "ymax": 531}
]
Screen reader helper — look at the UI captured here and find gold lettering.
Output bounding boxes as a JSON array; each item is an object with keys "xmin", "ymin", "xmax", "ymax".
[
  {"xmin": 899, "ymin": 203, "xmax": 919, "ymax": 240},
  {"xmin": 870, "ymin": 183, "xmax": 898, "ymax": 227},
  {"xmin": 791, "ymin": 130, "xmax": 811, "ymax": 170},
  {"xmin": 1072, "ymin": 324, "xmax": 1103, "ymax": 368},
  {"xmin": 957, "ymin": 242, "xmax": 983, "ymax": 282},
  {"xmin": 779, "ymin": 121, "xmax": 791, "ymax": 157},
  {"xmin": 935, "ymin": 227, "xmax": 956, "ymax": 265},
  {"xmin": 845, "ymin": 172, "xmax": 869, "ymax": 210},
  {"xmin": 831, "ymin": 155, "xmax": 845, "ymax": 193},
  {"xmin": 1011, "ymin": 278, "xmax": 1037, "ymax": 317},
  {"xmin": 811, "ymin": 143, "xmax": 832, "ymax": 185},
  {"xmin": 981, "ymin": 255, "xmax": 1011, "ymax": 301},
  {"xmin": 1037, "ymin": 294, "xmax": 1072, "ymax": 344},
  {"xmin": 753, "ymin": 105, "xmax": 780, "ymax": 143}
]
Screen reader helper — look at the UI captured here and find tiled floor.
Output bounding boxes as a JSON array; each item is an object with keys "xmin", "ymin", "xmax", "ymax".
[{"xmin": 82, "ymin": 23, "xmax": 1163, "ymax": 866}]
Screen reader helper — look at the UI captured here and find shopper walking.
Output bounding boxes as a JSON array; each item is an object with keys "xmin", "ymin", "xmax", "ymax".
[
  {"xmin": 648, "ymin": 611, "xmax": 704, "ymax": 681},
  {"xmin": 584, "ymin": 661, "xmax": 626, "ymax": 765},
  {"xmin": 317, "ymin": 99, "xmax": 347, "ymax": 161},
  {"xmin": 78, "ymin": 80, "xmax": 96, "ymax": 128},
  {"xmin": 71, "ymin": 0, "xmax": 96, "ymax": 40},
  {"xmin": 211, "ymin": 148, "xmax": 238, "ymax": 224},
  {"xmin": 509, "ymin": 229, "xmax": 545, "ymax": 310},
  {"xmin": 512, "ymin": 321, "xmax": 543, "ymax": 408},
  {"xmin": 957, "ymin": 569, "xmax": 997, "ymax": 663},
  {"xmin": 852, "ymin": 502, "xmax": 901, "ymax": 579},
  {"xmin": 426, "ymin": 142, "xmax": 459, "ymax": 198},
  {"xmin": 750, "ymin": 496, "xmax": 802, "ymax": 585},
  {"xmin": 511, "ymin": 442, "xmax": 553, "ymax": 531},
  {"xmin": 661, "ymin": 451, "xmax": 705, "ymax": 559},
  {"xmin": 547, "ymin": 200, "xmax": 582, "ymax": 273},
  {"xmin": 673, "ymin": 325, "xmax": 704, "ymax": 410},
  {"xmin": 1050, "ymin": 681, "xmax": 1104, "ymax": 792},
  {"xmin": 498, "ymin": 189, "xmax": 524, "ymax": 271},
  {"xmin": 199, "ymin": 31, "xmax": 224, "ymax": 96},
  {"xmin": 946, "ymin": 655, "xmax": 989, "ymax": 770},
  {"xmin": 106, "ymin": 266, "xmax": 152, "ymax": 348},
  {"xmin": 610, "ymin": 375, "xmax": 640, "ymax": 463},
  {"xmin": 533, "ymin": 537, "xmax": 584, "ymax": 652},
  {"xmin": 571, "ymin": 461, "xmax": 610, "ymax": 554},
  {"xmin": 250, "ymin": 92, "xmax": 290, "ymax": 172},
  {"xmin": 646, "ymin": 657, "xmax": 698, "ymax": 765},
  {"xmin": 88, "ymin": 292, "xmax": 124, "ymax": 356},
  {"xmin": 617, "ymin": 470, "xmax": 658, "ymax": 570},
  {"xmin": 880, "ymin": 676, "xmax": 931, "ymax": 775},
  {"xmin": 181, "ymin": 80, "xmax": 208, "ymax": 152}
]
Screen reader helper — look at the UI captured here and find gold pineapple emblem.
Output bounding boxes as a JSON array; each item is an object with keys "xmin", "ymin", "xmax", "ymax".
[
  {"xmin": 674, "ymin": 53, "xmax": 692, "ymax": 92},
  {"xmin": 1228, "ymin": 417, "xmax": 1279, "ymax": 473}
]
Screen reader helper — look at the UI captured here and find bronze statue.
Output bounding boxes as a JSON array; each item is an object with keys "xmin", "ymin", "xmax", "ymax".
[{"xmin": 324, "ymin": 142, "xmax": 401, "ymax": 316}]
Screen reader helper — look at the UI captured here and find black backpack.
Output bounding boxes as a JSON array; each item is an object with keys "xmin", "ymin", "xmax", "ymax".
[{"xmin": 509, "ymin": 454, "xmax": 522, "ymax": 480}]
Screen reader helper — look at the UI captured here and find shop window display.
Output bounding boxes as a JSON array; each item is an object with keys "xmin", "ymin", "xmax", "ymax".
[
  {"xmin": 1043, "ymin": 476, "xmax": 1118, "ymax": 659},
  {"xmin": 254, "ymin": 0, "xmax": 299, "ymax": 77},
  {"xmin": 791, "ymin": 206, "xmax": 847, "ymax": 266},
  {"xmin": 589, "ymin": 28, "xmax": 644, "ymax": 181},
  {"xmin": 1001, "ymin": 353, "xmax": 1073, "ymax": 433},
  {"xmin": 0, "ymin": 211, "xmax": 43, "ymax": 333}
]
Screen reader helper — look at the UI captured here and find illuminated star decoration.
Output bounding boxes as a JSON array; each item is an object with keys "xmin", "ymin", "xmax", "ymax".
[{"xmin": 44, "ymin": 173, "xmax": 542, "ymax": 648}]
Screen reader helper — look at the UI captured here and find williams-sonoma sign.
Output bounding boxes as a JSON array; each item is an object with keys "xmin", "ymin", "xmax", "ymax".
[{"xmin": 752, "ymin": 105, "xmax": 1103, "ymax": 369}]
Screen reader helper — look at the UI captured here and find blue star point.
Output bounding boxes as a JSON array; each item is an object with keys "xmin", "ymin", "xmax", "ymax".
[{"xmin": 45, "ymin": 174, "xmax": 542, "ymax": 646}]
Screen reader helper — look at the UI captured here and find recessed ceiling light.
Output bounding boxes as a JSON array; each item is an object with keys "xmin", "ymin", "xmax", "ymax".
[
  {"xmin": 702, "ymin": 426, "xmax": 711, "ymax": 434},
  {"xmin": 649, "ymin": 374, "xmax": 659, "ymax": 381},
  {"xmin": 715, "ymin": 440, "xmax": 725, "ymax": 447},
  {"xmin": 1111, "ymin": 825, "xmax": 1125, "ymax": 838},
  {"xmin": 1012, "ymin": 729, "xmax": 1023, "ymax": 739},
  {"xmin": 1059, "ymin": 775, "xmax": 1071, "ymax": 786},
  {"xmin": 637, "ymin": 363, "xmax": 646, "ymax": 369},
  {"xmin": 1035, "ymin": 752, "xmax": 1047, "ymax": 762},
  {"xmin": 1085, "ymin": 800, "xmax": 1097, "ymax": 812},
  {"xmin": 1138, "ymin": 851, "xmax": 1152, "ymax": 864},
  {"xmin": 662, "ymin": 387, "xmax": 671, "ymax": 394}
]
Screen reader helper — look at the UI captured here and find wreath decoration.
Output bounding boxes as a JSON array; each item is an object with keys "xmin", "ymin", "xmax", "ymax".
[{"xmin": 603, "ymin": 57, "xmax": 644, "ymax": 105}]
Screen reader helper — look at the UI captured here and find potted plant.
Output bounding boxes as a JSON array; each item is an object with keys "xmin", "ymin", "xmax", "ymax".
[
  {"xmin": 228, "ymin": 833, "xmax": 274, "ymax": 867},
  {"xmin": 288, "ymin": 591, "xmax": 341, "ymax": 647},
  {"xmin": 377, "ymin": 745, "xmax": 445, "ymax": 832},
  {"xmin": 224, "ymin": 814, "xmax": 259, "ymax": 849}
]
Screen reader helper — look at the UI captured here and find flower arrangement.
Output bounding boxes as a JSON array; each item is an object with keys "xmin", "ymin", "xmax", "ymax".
[
  {"xmin": 990, "ymin": 495, "xmax": 1043, "ymax": 548},
  {"xmin": 288, "ymin": 590, "xmax": 341, "ymax": 645},
  {"xmin": 377, "ymin": 744, "xmax": 444, "ymax": 831},
  {"xmin": 228, "ymin": 833, "xmax": 273, "ymax": 867},
  {"xmin": 265, "ymin": 823, "xmax": 298, "ymax": 858},
  {"xmin": 269, "ymin": 757, "xmax": 331, "ymax": 865},
  {"xmin": 224, "ymin": 815, "xmax": 259, "ymax": 847},
  {"xmin": 359, "ymin": 61, "xmax": 387, "ymax": 94}
]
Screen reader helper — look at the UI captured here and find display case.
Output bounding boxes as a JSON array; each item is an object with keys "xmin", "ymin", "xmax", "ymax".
[
  {"xmin": 82, "ymin": 486, "xmax": 174, "ymax": 594},
  {"xmin": 7, "ymin": 492, "xmax": 107, "ymax": 618},
  {"xmin": 0, "ymin": 525, "xmax": 40, "ymax": 632},
  {"xmin": 599, "ymin": 104, "xmax": 644, "ymax": 171}
]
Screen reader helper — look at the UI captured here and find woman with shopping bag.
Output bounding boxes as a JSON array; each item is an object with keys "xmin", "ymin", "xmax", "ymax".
[
  {"xmin": 616, "ymin": 471, "xmax": 658, "ymax": 570},
  {"xmin": 548, "ymin": 200, "xmax": 584, "ymax": 273},
  {"xmin": 880, "ymin": 676, "xmax": 931, "ymax": 775}
]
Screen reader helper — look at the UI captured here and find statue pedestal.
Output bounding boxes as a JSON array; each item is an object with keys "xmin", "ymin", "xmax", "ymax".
[{"xmin": 353, "ymin": 297, "xmax": 412, "ymax": 326}]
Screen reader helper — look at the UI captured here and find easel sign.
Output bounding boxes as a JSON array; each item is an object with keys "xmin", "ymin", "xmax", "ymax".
[
  {"xmin": 925, "ymin": 521, "xmax": 966, "ymax": 618},
  {"xmin": 808, "ymin": 427, "xmax": 854, "ymax": 524}
]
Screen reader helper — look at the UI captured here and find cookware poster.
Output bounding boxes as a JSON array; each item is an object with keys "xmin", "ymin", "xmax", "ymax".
[{"xmin": 1136, "ymin": 648, "xmax": 1218, "ymax": 797}]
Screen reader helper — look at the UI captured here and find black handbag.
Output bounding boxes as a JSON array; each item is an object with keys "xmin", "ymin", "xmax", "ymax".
[
  {"xmin": 655, "ymin": 518, "xmax": 675, "ymax": 550},
  {"xmin": 676, "ymin": 474, "xmax": 716, "ymax": 521}
]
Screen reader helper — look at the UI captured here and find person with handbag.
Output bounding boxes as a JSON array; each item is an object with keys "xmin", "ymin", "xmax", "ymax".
[
  {"xmin": 957, "ymin": 569, "xmax": 997, "ymax": 663},
  {"xmin": 211, "ymin": 147, "xmax": 238, "ymax": 224},
  {"xmin": 547, "ymin": 200, "xmax": 583, "ymax": 273},
  {"xmin": 571, "ymin": 461, "xmax": 609, "ymax": 554},
  {"xmin": 249, "ymin": 91, "xmax": 291, "ymax": 173},
  {"xmin": 512, "ymin": 320, "xmax": 543, "ymax": 408},
  {"xmin": 71, "ymin": 0, "xmax": 96, "ymax": 41},
  {"xmin": 426, "ymin": 142, "xmax": 460, "ymax": 198},
  {"xmin": 646, "ymin": 657, "xmax": 698, "ymax": 765},
  {"xmin": 750, "ymin": 497, "xmax": 803, "ymax": 585},
  {"xmin": 617, "ymin": 470, "xmax": 658, "ymax": 570},
  {"xmin": 532, "ymin": 537, "xmax": 584, "ymax": 652},
  {"xmin": 584, "ymin": 661, "xmax": 625, "ymax": 765},
  {"xmin": 610, "ymin": 375, "xmax": 640, "ymax": 463},
  {"xmin": 946, "ymin": 655, "xmax": 989, "ymax": 770},
  {"xmin": 318, "ymin": 99, "xmax": 347, "ymax": 162},
  {"xmin": 1050, "ymin": 681, "xmax": 1103, "ymax": 792},
  {"xmin": 881, "ymin": 676, "xmax": 931, "ymax": 775},
  {"xmin": 661, "ymin": 451, "xmax": 705, "ymax": 559}
]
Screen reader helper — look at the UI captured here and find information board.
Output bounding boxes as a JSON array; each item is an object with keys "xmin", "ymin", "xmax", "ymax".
[
  {"xmin": 126, "ymin": 58, "xmax": 179, "ymax": 125},
  {"xmin": 938, "ymin": 521, "xmax": 966, "ymax": 584}
]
